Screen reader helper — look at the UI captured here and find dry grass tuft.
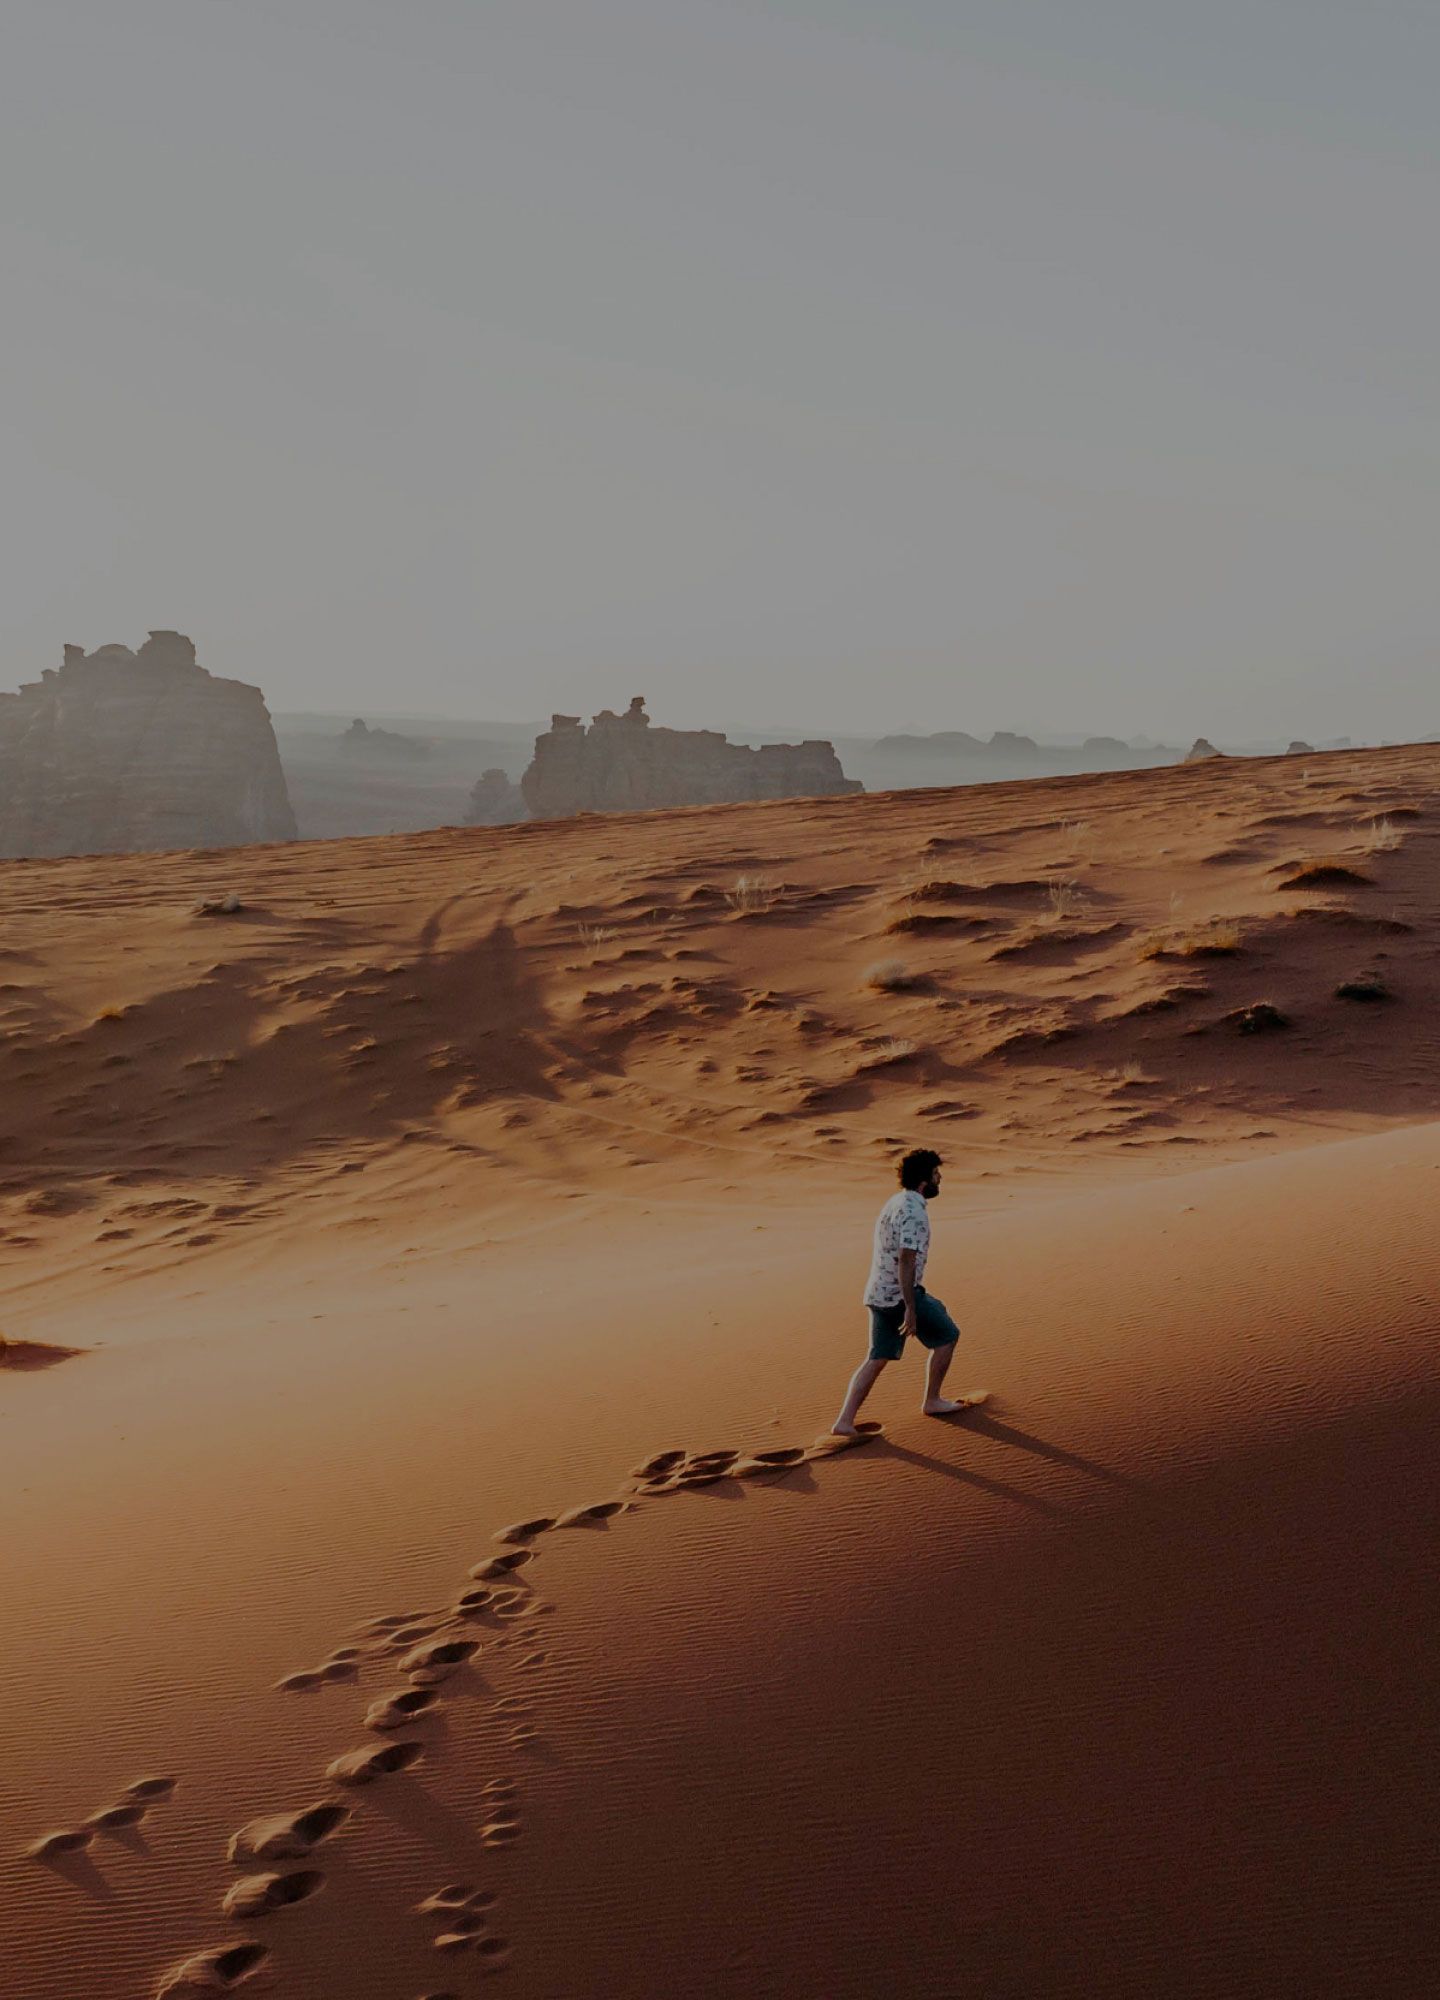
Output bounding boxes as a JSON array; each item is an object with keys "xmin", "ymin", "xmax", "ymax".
[
  {"xmin": 726, "ymin": 873, "xmax": 776, "ymax": 914},
  {"xmin": 1365, "ymin": 817, "xmax": 1403, "ymax": 853},
  {"xmin": 865, "ymin": 957, "xmax": 921, "ymax": 992},
  {"xmin": 1046, "ymin": 876, "xmax": 1085, "ymax": 921},
  {"xmin": 576, "ymin": 922, "xmax": 614, "ymax": 948},
  {"xmin": 861, "ymin": 1037, "xmax": 918, "ymax": 1069},
  {"xmin": 1139, "ymin": 921, "xmax": 1243, "ymax": 961},
  {"xmin": 1226, "ymin": 1001, "xmax": 1289, "ymax": 1035}
]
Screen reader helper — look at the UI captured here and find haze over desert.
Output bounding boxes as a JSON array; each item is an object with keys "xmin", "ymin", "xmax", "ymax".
[{"xmin": 6, "ymin": 4, "xmax": 1440, "ymax": 1996}]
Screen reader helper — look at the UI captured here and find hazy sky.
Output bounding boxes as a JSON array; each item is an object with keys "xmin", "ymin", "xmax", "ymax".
[{"xmin": 3, "ymin": 1, "xmax": 1437, "ymax": 742}]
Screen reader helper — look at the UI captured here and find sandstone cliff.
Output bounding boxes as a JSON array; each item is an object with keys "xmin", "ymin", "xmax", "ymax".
[
  {"xmin": 0, "ymin": 631, "xmax": 297, "ymax": 858},
  {"xmin": 521, "ymin": 698, "xmax": 861, "ymax": 820}
]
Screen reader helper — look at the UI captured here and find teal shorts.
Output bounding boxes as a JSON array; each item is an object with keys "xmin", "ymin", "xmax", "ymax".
[{"xmin": 867, "ymin": 1286, "xmax": 960, "ymax": 1361}]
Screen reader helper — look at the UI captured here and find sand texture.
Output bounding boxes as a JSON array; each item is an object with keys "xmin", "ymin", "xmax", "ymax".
[{"xmin": 2, "ymin": 745, "xmax": 1438, "ymax": 1997}]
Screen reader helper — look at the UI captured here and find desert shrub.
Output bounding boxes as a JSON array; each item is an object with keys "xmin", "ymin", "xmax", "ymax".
[
  {"xmin": 1046, "ymin": 876, "xmax": 1084, "ymax": 921},
  {"xmin": 1366, "ymin": 817, "xmax": 1402, "ymax": 852}
]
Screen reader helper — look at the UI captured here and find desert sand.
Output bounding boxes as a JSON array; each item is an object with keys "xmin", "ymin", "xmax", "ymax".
[{"xmin": 2, "ymin": 746, "xmax": 1438, "ymax": 1998}]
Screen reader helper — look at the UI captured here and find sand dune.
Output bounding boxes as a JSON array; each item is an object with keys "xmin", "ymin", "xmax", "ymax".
[{"xmin": 2, "ymin": 746, "xmax": 1438, "ymax": 1997}]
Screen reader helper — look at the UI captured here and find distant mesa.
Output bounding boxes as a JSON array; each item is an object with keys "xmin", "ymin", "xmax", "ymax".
[
  {"xmin": 520, "ymin": 697, "xmax": 862, "ymax": 820},
  {"xmin": 1185, "ymin": 737, "xmax": 1224, "ymax": 762},
  {"xmin": 1287, "ymin": 739, "xmax": 1315, "ymax": 755},
  {"xmin": 868, "ymin": 728, "xmax": 1175, "ymax": 778},
  {"xmin": 464, "ymin": 768, "xmax": 527, "ymax": 827},
  {"xmin": 337, "ymin": 718, "xmax": 430, "ymax": 763},
  {"xmin": 0, "ymin": 631, "xmax": 296, "ymax": 859}
]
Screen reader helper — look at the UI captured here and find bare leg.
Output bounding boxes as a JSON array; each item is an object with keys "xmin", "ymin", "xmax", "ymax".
[
  {"xmin": 921, "ymin": 1341, "xmax": 960, "ymax": 1415},
  {"xmin": 833, "ymin": 1356, "xmax": 889, "ymax": 1435}
]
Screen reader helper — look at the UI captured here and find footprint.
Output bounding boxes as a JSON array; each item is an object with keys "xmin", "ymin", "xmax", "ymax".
[
  {"xmin": 749, "ymin": 1446, "xmax": 806, "ymax": 1466},
  {"xmin": 806, "ymin": 1421, "xmax": 884, "ymax": 1458},
  {"xmin": 125, "ymin": 1775, "xmax": 178, "ymax": 1800},
  {"xmin": 325, "ymin": 1740, "xmax": 424, "ymax": 1786},
  {"xmin": 155, "ymin": 1942, "xmax": 269, "ymax": 1995},
  {"xmin": 686, "ymin": 1450, "xmax": 740, "ymax": 1469},
  {"xmin": 27, "ymin": 1828, "xmax": 92, "ymax": 1860},
  {"xmin": 86, "ymin": 1802, "xmax": 148, "ymax": 1832},
  {"xmin": 364, "ymin": 1687, "xmax": 440, "ymax": 1732},
  {"xmin": 227, "ymin": 1804, "xmax": 349, "ymax": 1864},
  {"xmin": 384, "ymin": 1621, "xmax": 442, "ymax": 1648},
  {"xmin": 469, "ymin": 1551, "xmax": 534, "ymax": 1581},
  {"xmin": 222, "ymin": 1869, "xmax": 324, "ymax": 1919},
  {"xmin": 493, "ymin": 1517, "xmax": 555, "ymax": 1543},
  {"xmin": 327, "ymin": 1646, "xmax": 361, "ymax": 1663},
  {"xmin": 454, "ymin": 1587, "xmax": 493, "ymax": 1614},
  {"xmin": 415, "ymin": 1884, "xmax": 484, "ymax": 1914},
  {"xmin": 552, "ymin": 1500, "xmax": 627, "ymax": 1527},
  {"xmin": 674, "ymin": 1467, "xmax": 726, "ymax": 1487},
  {"xmin": 435, "ymin": 1911, "xmax": 489, "ymax": 1938},
  {"xmin": 632, "ymin": 1449, "xmax": 686, "ymax": 1479},
  {"xmin": 399, "ymin": 1638, "xmax": 479, "ymax": 1681}
]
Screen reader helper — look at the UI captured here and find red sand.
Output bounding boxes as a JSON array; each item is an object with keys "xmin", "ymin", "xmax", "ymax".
[{"xmin": 2, "ymin": 745, "xmax": 1437, "ymax": 1997}]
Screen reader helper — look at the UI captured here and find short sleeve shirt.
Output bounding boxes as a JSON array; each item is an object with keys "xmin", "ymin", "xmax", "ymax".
[{"xmin": 863, "ymin": 1189, "xmax": 931, "ymax": 1307}]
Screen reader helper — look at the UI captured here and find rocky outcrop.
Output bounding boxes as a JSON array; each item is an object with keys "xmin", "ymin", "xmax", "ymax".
[
  {"xmin": 521, "ymin": 698, "xmax": 861, "ymax": 820},
  {"xmin": 338, "ymin": 718, "xmax": 430, "ymax": 762},
  {"xmin": 1185, "ymin": 738, "xmax": 1223, "ymax": 763},
  {"xmin": 0, "ymin": 631, "xmax": 297, "ymax": 858},
  {"xmin": 464, "ymin": 768, "xmax": 528, "ymax": 826}
]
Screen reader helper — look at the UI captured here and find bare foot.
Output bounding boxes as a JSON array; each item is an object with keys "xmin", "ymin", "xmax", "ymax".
[
  {"xmin": 831, "ymin": 1417, "xmax": 859, "ymax": 1436},
  {"xmin": 922, "ymin": 1397, "xmax": 963, "ymax": 1416}
]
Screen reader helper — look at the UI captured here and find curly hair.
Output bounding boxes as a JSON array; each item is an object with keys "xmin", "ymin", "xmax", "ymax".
[{"xmin": 897, "ymin": 1148, "xmax": 942, "ymax": 1190}]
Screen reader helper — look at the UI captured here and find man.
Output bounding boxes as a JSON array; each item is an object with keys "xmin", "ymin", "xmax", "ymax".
[{"xmin": 832, "ymin": 1147, "xmax": 963, "ymax": 1435}]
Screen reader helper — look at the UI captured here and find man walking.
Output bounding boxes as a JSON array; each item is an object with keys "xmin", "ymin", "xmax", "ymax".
[{"xmin": 832, "ymin": 1148, "xmax": 964, "ymax": 1435}]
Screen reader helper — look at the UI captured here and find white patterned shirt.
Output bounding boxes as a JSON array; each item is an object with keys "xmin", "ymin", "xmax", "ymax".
[{"xmin": 863, "ymin": 1189, "xmax": 931, "ymax": 1307}]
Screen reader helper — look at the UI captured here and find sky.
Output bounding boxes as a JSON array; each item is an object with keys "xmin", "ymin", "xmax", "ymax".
[{"xmin": 2, "ymin": 1, "xmax": 1437, "ymax": 743}]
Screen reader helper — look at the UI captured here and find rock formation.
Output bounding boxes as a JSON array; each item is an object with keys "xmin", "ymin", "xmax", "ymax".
[
  {"xmin": 464, "ymin": 768, "xmax": 528, "ymax": 826},
  {"xmin": 1286, "ymin": 740, "xmax": 1315, "ymax": 756},
  {"xmin": 1185, "ymin": 738, "xmax": 1223, "ymax": 762},
  {"xmin": 0, "ymin": 631, "xmax": 297, "ymax": 858},
  {"xmin": 338, "ymin": 719, "xmax": 430, "ymax": 762},
  {"xmin": 520, "ymin": 699, "xmax": 861, "ymax": 820}
]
